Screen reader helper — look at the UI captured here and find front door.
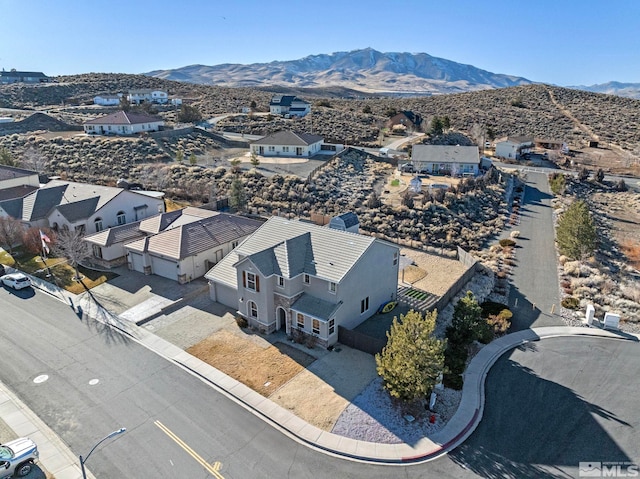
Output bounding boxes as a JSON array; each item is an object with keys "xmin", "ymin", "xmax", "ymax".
[
  {"xmin": 259, "ymin": 146, "xmax": 264, "ymax": 155},
  {"xmin": 296, "ymin": 147, "xmax": 303, "ymax": 156},
  {"xmin": 276, "ymin": 307, "xmax": 286, "ymax": 331}
]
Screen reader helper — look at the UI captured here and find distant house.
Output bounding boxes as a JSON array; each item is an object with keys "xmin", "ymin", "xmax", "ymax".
[
  {"xmin": 494, "ymin": 136, "xmax": 534, "ymax": 159},
  {"xmin": 387, "ymin": 111, "xmax": 423, "ymax": 131},
  {"xmin": 0, "ymin": 179, "xmax": 164, "ymax": 233},
  {"xmin": 251, "ymin": 130, "xmax": 325, "ymax": 157},
  {"xmin": 205, "ymin": 216, "xmax": 399, "ymax": 348},
  {"xmin": 269, "ymin": 95, "xmax": 311, "ymax": 117},
  {"xmin": 124, "ymin": 210, "xmax": 263, "ymax": 283},
  {"xmin": 329, "ymin": 212, "xmax": 359, "ymax": 234},
  {"xmin": 0, "ymin": 70, "xmax": 50, "ymax": 84},
  {"xmin": 411, "ymin": 145, "xmax": 480, "ymax": 176},
  {"xmin": 93, "ymin": 94, "xmax": 122, "ymax": 106},
  {"xmin": 83, "ymin": 111, "xmax": 164, "ymax": 135},
  {"xmin": 127, "ymin": 89, "xmax": 169, "ymax": 105}
]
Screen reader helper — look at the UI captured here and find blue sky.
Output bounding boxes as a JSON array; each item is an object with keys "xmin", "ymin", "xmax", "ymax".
[{"xmin": 1, "ymin": 0, "xmax": 639, "ymax": 86}]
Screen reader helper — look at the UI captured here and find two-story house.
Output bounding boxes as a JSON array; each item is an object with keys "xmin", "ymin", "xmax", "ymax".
[
  {"xmin": 269, "ymin": 95, "xmax": 311, "ymax": 117},
  {"xmin": 205, "ymin": 217, "xmax": 399, "ymax": 348},
  {"xmin": 127, "ymin": 89, "xmax": 169, "ymax": 104}
]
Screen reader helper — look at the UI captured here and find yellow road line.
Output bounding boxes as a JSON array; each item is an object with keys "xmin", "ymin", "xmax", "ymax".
[{"xmin": 154, "ymin": 420, "xmax": 225, "ymax": 478}]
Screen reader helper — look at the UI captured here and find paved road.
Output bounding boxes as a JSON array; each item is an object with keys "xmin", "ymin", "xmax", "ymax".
[
  {"xmin": 453, "ymin": 336, "xmax": 640, "ymax": 478},
  {"xmin": 507, "ymin": 171, "xmax": 564, "ymax": 330}
]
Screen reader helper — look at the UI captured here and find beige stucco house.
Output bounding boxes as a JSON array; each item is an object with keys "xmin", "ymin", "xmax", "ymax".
[{"xmin": 205, "ymin": 216, "xmax": 400, "ymax": 348}]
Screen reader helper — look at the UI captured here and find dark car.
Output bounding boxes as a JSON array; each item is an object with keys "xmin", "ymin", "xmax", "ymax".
[{"xmin": 0, "ymin": 264, "xmax": 5, "ymax": 276}]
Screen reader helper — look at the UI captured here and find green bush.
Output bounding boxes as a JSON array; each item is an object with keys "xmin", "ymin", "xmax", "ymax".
[
  {"xmin": 444, "ymin": 346, "xmax": 468, "ymax": 375},
  {"xmin": 481, "ymin": 301, "xmax": 510, "ymax": 316},
  {"xmin": 443, "ymin": 373, "xmax": 464, "ymax": 390},
  {"xmin": 549, "ymin": 173, "xmax": 566, "ymax": 195},
  {"xmin": 561, "ymin": 297, "xmax": 580, "ymax": 309},
  {"xmin": 499, "ymin": 238, "xmax": 516, "ymax": 248}
]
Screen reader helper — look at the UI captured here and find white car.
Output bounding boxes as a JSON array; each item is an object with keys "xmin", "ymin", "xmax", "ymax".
[
  {"xmin": 0, "ymin": 437, "xmax": 39, "ymax": 478},
  {"xmin": 1, "ymin": 273, "xmax": 31, "ymax": 290}
]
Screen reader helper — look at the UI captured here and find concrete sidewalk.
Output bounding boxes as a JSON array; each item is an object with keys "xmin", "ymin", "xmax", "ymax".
[{"xmin": 9, "ymin": 269, "xmax": 640, "ymax": 468}]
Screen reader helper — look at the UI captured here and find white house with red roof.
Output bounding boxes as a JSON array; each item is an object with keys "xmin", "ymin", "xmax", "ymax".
[{"xmin": 83, "ymin": 111, "xmax": 164, "ymax": 135}]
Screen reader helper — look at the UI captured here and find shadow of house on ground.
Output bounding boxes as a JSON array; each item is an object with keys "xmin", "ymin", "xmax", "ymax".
[{"xmin": 450, "ymin": 337, "xmax": 639, "ymax": 479}]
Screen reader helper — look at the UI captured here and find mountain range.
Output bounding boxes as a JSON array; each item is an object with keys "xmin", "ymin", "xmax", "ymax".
[
  {"xmin": 146, "ymin": 48, "xmax": 640, "ymax": 98},
  {"xmin": 146, "ymin": 48, "xmax": 532, "ymax": 95}
]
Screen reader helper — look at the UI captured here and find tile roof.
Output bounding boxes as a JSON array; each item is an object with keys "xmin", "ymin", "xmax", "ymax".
[
  {"xmin": 411, "ymin": 145, "xmax": 480, "ymax": 164},
  {"xmin": 138, "ymin": 209, "xmax": 183, "ymax": 234},
  {"xmin": 126, "ymin": 213, "xmax": 263, "ymax": 260},
  {"xmin": 84, "ymin": 221, "xmax": 144, "ymax": 247},
  {"xmin": 206, "ymin": 216, "xmax": 378, "ymax": 286},
  {"xmin": 83, "ymin": 111, "xmax": 163, "ymax": 126},
  {"xmin": 0, "ymin": 165, "xmax": 39, "ymax": 181},
  {"xmin": 291, "ymin": 293, "xmax": 343, "ymax": 321},
  {"xmin": 252, "ymin": 130, "xmax": 323, "ymax": 146}
]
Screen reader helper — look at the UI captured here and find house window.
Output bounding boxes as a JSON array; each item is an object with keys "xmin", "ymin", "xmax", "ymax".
[
  {"xmin": 329, "ymin": 282, "xmax": 336, "ymax": 293},
  {"xmin": 92, "ymin": 245, "xmax": 103, "ymax": 259},
  {"xmin": 312, "ymin": 319, "xmax": 319, "ymax": 335},
  {"xmin": 268, "ymin": 146, "xmax": 275, "ymax": 152},
  {"xmin": 244, "ymin": 271, "xmax": 258, "ymax": 291},
  {"xmin": 231, "ymin": 241, "xmax": 239, "ymax": 248},
  {"xmin": 117, "ymin": 211, "xmax": 126, "ymax": 225},
  {"xmin": 277, "ymin": 276, "xmax": 284, "ymax": 288},
  {"xmin": 329, "ymin": 319, "xmax": 335, "ymax": 335},
  {"xmin": 393, "ymin": 252, "xmax": 398, "ymax": 265},
  {"xmin": 297, "ymin": 313, "xmax": 304, "ymax": 329},
  {"xmin": 361, "ymin": 296, "xmax": 369, "ymax": 314},
  {"xmin": 283, "ymin": 146, "xmax": 289, "ymax": 152},
  {"xmin": 248, "ymin": 301, "xmax": 258, "ymax": 318},
  {"xmin": 94, "ymin": 218, "xmax": 103, "ymax": 232},
  {"xmin": 303, "ymin": 274, "xmax": 310, "ymax": 284}
]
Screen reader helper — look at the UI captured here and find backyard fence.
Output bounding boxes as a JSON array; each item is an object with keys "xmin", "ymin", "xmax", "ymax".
[{"xmin": 338, "ymin": 326, "xmax": 387, "ymax": 355}]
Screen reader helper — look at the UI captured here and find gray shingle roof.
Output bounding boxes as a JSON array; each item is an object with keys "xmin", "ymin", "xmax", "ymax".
[
  {"xmin": 21, "ymin": 184, "xmax": 67, "ymax": 221},
  {"xmin": 252, "ymin": 130, "xmax": 323, "ymax": 146},
  {"xmin": 126, "ymin": 213, "xmax": 262, "ymax": 260},
  {"xmin": 56, "ymin": 196, "xmax": 100, "ymax": 222},
  {"xmin": 83, "ymin": 111, "xmax": 163, "ymax": 126},
  {"xmin": 0, "ymin": 71, "xmax": 48, "ymax": 78},
  {"xmin": 0, "ymin": 185, "xmax": 38, "ymax": 201},
  {"xmin": 291, "ymin": 293, "xmax": 343, "ymax": 321},
  {"xmin": 0, "ymin": 165, "xmax": 39, "ymax": 181},
  {"xmin": 0, "ymin": 197, "xmax": 24, "ymax": 219},
  {"xmin": 334, "ymin": 212, "xmax": 359, "ymax": 228},
  {"xmin": 206, "ymin": 217, "xmax": 377, "ymax": 286},
  {"xmin": 411, "ymin": 145, "xmax": 480, "ymax": 164}
]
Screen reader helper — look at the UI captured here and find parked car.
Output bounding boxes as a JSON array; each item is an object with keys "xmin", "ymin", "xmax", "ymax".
[
  {"xmin": 0, "ymin": 264, "xmax": 5, "ymax": 276},
  {"xmin": 400, "ymin": 163, "xmax": 415, "ymax": 173},
  {"xmin": 0, "ymin": 437, "xmax": 39, "ymax": 478},
  {"xmin": 1, "ymin": 273, "xmax": 31, "ymax": 290}
]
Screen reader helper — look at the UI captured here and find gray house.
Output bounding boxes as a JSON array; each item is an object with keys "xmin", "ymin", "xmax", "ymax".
[
  {"xmin": 205, "ymin": 216, "xmax": 399, "ymax": 348},
  {"xmin": 412, "ymin": 145, "xmax": 480, "ymax": 176}
]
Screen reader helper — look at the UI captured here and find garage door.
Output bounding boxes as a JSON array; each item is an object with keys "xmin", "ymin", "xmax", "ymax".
[
  {"xmin": 129, "ymin": 252, "xmax": 145, "ymax": 273},
  {"xmin": 212, "ymin": 283, "xmax": 238, "ymax": 308},
  {"xmin": 151, "ymin": 255, "xmax": 177, "ymax": 281}
]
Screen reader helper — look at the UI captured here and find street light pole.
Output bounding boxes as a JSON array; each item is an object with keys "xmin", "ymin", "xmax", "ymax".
[{"xmin": 79, "ymin": 427, "xmax": 126, "ymax": 479}]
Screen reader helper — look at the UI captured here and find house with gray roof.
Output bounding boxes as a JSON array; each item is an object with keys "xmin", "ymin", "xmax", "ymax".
[
  {"xmin": 411, "ymin": 145, "xmax": 480, "ymax": 176},
  {"xmin": 329, "ymin": 212, "xmax": 359, "ymax": 234},
  {"xmin": 250, "ymin": 130, "xmax": 326, "ymax": 157},
  {"xmin": 0, "ymin": 180, "xmax": 165, "ymax": 233},
  {"xmin": 124, "ymin": 211, "xmax": 263, "ymax": 283},
  {"xmin": 269, "ymin": 95, "xmax": 310, "ymax": 117},
  {"xmin": 0, "ymin": 71, "xmax": 50, "ymax": 84},
  {"xmin": 205, "ymin": 216, "xmax": 399, "ymax": 347},
  {"xmin": 494, "ymin": 136, "xmax": 534, "ymax": 159},
  {"xmin": 83, "ymin": 111, "xmax": 164, "ymax": 135}
]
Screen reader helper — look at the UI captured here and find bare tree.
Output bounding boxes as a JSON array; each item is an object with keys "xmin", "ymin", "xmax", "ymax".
[
  {"xmin": 52, "ymin": 229, "xmax": 91, "ymax": 281},
  {"xmin": 21, "ymin": 147, "xmax": 48, "ymax": 173},
  {"xmin": 0, "ymin": 216, "xmax": 24, "ymax": 254}
]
